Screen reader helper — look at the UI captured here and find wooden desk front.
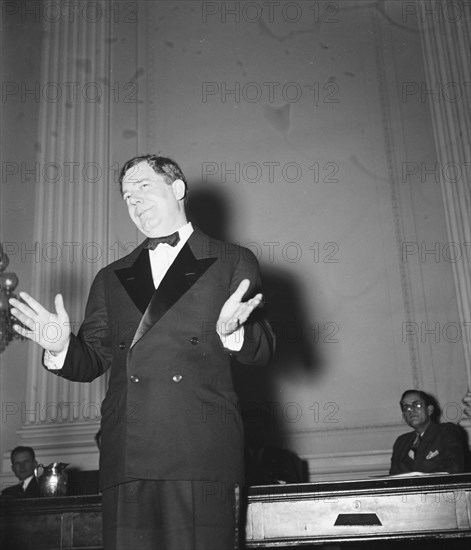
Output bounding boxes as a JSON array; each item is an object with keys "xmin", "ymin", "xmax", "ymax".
[
  {"xmin": 0, "ymin": 495, "xmax": 102, "ymax": 550},
  {"xmin": 246, "ymin": 473, "xmax": 471, "ymax": 547},
  {"xmin": 2, "ymin": 474, "xmax": 470, "ymax": 549}
]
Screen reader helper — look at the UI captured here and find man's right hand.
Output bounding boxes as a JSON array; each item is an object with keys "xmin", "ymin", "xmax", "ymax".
[{"xmin": 9, "ymin": 292, "xmax": 71, "ymax": 353}]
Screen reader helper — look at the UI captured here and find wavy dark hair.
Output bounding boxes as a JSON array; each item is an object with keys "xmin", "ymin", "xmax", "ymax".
[{"xmin": 118, "ymin": 154, "xmax": 188, "ymax": 199}]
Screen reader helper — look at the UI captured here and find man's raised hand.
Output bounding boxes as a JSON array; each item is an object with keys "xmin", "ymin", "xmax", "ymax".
[
  {"xmin": 216, "ymin": 279, "xmax": 263, "ymax": 337},
  {"xmin": 9, "ymin": 292, "xmax": 71, "ymax": 353}
]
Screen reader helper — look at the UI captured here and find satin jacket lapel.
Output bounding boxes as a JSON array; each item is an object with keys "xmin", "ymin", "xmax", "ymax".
[
  {"xmin": 131, "ymin": 242, "xmax": 217, "ymax": 347},
  {"xmin": 115, "ymin": 248, "xmax": 155, "ymax": 314}
]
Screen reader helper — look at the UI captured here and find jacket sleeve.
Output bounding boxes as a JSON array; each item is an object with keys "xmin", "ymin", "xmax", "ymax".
[
  {"xmin": 228, "ymin": 246, "xmax": 275, "ymax": 366},
  {"xmin": 389, "ymin": 436, "xmax": 403, "ymax": 475},
  {"xmin": 45, "ymin": 269, "xmax": 113, "ymax": 382}
]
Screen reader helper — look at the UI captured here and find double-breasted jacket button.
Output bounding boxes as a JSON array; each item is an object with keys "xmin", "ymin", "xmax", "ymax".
[
  {"xmin": 119, "ymin": 342, "xmax": 126, "ymax": 350},
  {"xmin": 130, "ymin": 375, "xmax": 140, "ymax": 383},
  {"xmin": 189, "ymin": 337, "xmax": 199, "ymax": 345},
  {"xmin": 172, "ymin": 374, "xmax": 183, "ymax": 383}
]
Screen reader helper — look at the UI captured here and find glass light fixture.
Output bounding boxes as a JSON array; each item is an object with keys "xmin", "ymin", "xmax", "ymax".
[{"xmin": 0, "ymin": 243, "xmax": 21, "ymax": 353}]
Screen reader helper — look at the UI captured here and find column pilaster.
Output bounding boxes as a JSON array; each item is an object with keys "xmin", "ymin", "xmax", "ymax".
[
  {"xmin": 15, "ymin": 2, "xmax": 112, "ymax": 470},
  {"xmin": 417, "ymin": 0, "xmax": 471, "ymax": 431}
]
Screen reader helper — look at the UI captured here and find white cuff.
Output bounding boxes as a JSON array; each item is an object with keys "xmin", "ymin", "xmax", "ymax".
[
  {"xmin": 218, "ymin": 326, "xmax": 244, "ymax": 352},
  {"xmin": 43, "ymin": 344, "xmax": 69, "ymax": 370}
]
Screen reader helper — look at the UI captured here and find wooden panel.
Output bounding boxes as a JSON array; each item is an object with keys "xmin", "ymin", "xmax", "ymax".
[
  {"xmin": 246, "ymin": 474, "xmax": 471, "ymax": 546},
  {"xmin": 250, "ymin": 492, "xmax": 465, "ymax": 539},
  {"xmin": 0, "ymin": 495, "xmax": 102, "ymax": 550}
]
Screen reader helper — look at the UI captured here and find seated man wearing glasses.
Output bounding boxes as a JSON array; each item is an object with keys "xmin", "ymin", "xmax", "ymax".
[{"xmin": 389, "ymin": 389, "xmax": 467, "ymax": 475}]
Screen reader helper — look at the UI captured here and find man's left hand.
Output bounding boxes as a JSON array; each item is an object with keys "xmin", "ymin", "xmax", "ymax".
[{"xmin": 216, "ymin": 279, "xmax": 263, "ymax": 337}]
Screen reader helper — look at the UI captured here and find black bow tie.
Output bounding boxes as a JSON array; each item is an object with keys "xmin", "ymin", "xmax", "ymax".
[{"xmin": 145, "ymin": 232, "xmax": 181, "ymax": 250}]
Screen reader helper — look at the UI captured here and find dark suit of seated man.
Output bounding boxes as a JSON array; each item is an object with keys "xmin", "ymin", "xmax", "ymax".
[
  {"xmin": 1, "ymin": 446, "xmax": 40, "ymax": 499},
  {"xmin": 390, "ymin": 389, "xmax": 466, "ymax": 475}
]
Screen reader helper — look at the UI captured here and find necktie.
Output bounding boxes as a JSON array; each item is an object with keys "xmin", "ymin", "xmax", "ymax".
[
  {"xmin": 144, "ymin": 232, "xmax": 180, "ymax": 250},
  {"xmin": 409, "ymin": 433, "xmax": 421, "ymax": 459}
]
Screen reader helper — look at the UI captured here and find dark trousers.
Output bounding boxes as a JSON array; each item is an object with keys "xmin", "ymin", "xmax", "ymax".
[{"xmin": 102, "ymin": 479, "xmax": 240, "ymax": 550}]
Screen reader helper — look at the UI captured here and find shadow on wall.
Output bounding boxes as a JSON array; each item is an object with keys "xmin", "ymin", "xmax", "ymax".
[{"xmin": 187, "ymin": 185, "xmax": 325, "ymax": 483}]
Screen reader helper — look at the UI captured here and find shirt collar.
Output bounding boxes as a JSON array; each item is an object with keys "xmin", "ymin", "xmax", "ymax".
[
  {"xmin": 22, "ymin": 475, "xmax": 34, "ymax": 489},
  {"xmin": 177, "ymin": 222, "xmax": 193, "ymax": 244},
  {"xmin": 147, "ymin": 222, "xmax": 193, "ymax": 258}
]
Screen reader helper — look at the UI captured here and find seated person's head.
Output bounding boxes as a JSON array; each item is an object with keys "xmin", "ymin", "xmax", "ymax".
[
  {"xmin": 10, "ymin": 446, "xmax": 38, "ymax": 482},
  {"xmin": 399, "ymin": 390, "xmax": 435, "ymax": 433}
]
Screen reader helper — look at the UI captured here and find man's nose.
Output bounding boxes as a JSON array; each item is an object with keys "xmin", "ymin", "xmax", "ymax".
[{"xmin": 129, "ymin": 194, "xmax": 143, "ymax": 206}]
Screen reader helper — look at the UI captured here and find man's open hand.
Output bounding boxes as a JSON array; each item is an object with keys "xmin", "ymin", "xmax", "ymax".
[
  {"xmin": 216, "ymin": 279, "xmax": 263, "ymax": 337},
  {"xmin": 9, "ymin": 292, "xmax": 71, "ymax": 353}
]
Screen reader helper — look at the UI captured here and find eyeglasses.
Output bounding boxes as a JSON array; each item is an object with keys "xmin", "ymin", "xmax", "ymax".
[{"xmin": 401, "ymin": 401, "xmax": 425, "ymax": 412}]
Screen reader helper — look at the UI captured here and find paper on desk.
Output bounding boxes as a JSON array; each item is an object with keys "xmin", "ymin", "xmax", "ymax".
[
  {"xmin": 389, "ymin": 471, "xmax": 449, "ymax": 477},
  {"xmin": 368, "ymin": 472, "xmax": 449, "ymax": 478}
]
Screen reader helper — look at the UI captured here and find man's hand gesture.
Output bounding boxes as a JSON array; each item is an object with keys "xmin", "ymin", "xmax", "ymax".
[
  {"xmin": 217, "ymin": 279, "xmax": 263, "ymax": 337},
  {"xmin": 9, "ymin": 292, "xmax": 71, "ymax": 353}
]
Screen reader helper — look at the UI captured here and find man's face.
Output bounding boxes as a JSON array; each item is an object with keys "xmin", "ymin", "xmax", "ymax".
[
  {"xmin": 400, "ymin": 392, "xmax": 433, "ymax": 432},
  {"xmin": 121, "ymin": 161, "xmax": 187, "ymax": 237},
  {"xmin": 11, "ymin": 451, "xmax": 37, "ymax": 481}
]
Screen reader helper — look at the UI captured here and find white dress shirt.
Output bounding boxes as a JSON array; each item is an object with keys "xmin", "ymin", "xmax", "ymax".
[
  {"xmin": 148, "ymin": 222, "xmax": 193, "ymax": 288},
  {"xmin": 22, "ymin": 475, "xmax": 35, "ymax": 491}
]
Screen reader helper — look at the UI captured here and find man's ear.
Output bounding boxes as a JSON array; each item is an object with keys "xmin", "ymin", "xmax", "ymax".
[
  {"xmin": 172, "ymin": 179, "xmax": 186, "ymax": 201},
  {"xmin": 427, "ymin": 404, "xmax": 434, "ymax": 417}
]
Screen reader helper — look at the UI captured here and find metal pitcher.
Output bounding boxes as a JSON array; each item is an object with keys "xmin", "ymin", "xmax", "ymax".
[{"xmin": 36, "ymin": 462, "xmax": 69, "ymax": 497}]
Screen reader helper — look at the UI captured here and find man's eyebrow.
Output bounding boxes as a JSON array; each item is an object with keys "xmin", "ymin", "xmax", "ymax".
[
  {"xmin": 123, "ymin": 177, "xmax": 146, "ymax": 186},
  {"xmin": 122, "ymin": 178, "xmax": 150, "ymax": 193}
]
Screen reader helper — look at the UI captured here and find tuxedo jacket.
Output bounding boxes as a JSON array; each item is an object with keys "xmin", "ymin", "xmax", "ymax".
[
  {"xmin": 49, "ymin": 229, "xmax": 274, "ymax": 490},
  {"xmin": 389, "ymin": 422, "xmax": 466, "ymax": 475},
  {"xmin": 1, "ymin": 476, "xmax": 40, "ymax": 499}
]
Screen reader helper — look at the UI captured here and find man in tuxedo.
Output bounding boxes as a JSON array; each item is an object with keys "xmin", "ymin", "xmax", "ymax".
[
  {"xmin": 1, "ymin": 446, "xmax": 40, "ymax": 499},
  {"xmin": 9, "ymin": 155, "xmax": 275, "ymax": 549},
  {"xmin": 389, "ymin": 389, "xmax": 466, "ymax": 475}
]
